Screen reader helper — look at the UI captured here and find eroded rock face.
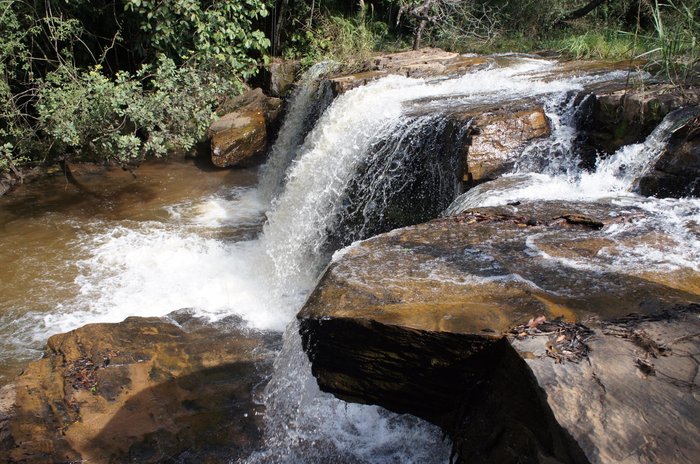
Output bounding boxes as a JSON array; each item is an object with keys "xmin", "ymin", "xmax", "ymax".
[
  {"xmin": 583, "ymin": 84, "xmax": 700, "ymax": 154},
  {"xmin": 1, "ymin": 311, "xmax": 279, "ymax": 464},
  {"xmin": 209, "ymin": 88, "xmax": 282, "ymax": 168},
  {"xmin": 299, "ymin": 202, "xmax": 700, "ymax": 463},
  {"xmin": 464, "ymin": 107, "xmax": 550, "ymax": 184},
  {"xmin": 514, "ymin": 308, "xmax": 700, "ymax": 464},
  {"xmin": 266, "ymin": 58, "xmax": 301, "ymax": 98},
  {"xmin": 637, "ymin": 108, "xmax": 700, "ymax": 198}
]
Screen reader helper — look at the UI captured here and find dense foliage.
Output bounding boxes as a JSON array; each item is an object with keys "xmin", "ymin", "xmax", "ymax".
[
  {"xmin": 1, "ymin": 0, "xmax": 270, "ymax": 180},
  {"xmin": 1, "ymin": 1, "xmax": 697, "ymax": 183}
]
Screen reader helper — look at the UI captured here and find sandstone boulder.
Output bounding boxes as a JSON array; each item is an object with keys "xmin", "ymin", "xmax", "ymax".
[
  {"xmin": 266, "ymin": 58, "xmax": 301, "ymax": 98},
  {"xmin": 0, "ymin": 311, "xmax": 279, "ymax": 464},
  {"xmin": 299, "ymin": 201, "xmax": 700, "ymax": 463},
  {"xmin": 209, "ymin": 88, "xmax": 282, "ymax": 168},
  {"xmin": 464, "ymin": 107, "xmax": 550, "ymax": 184}
]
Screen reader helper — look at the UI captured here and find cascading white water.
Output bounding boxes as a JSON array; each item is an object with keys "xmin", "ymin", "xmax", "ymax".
[
  {"xmin": 445, "ymin": 100, "xmax": 700, "ymax": 285},
  {"xmin": 246, "ymin": 58, "xmax": 646, "ymax": 463},
  {"xmin": 259, "ymin": 58, "xmax": 626, "ymax": 288},
  {"xmin": 258, "ymin": 62, "xmax": 339, "ymax": 201},
  {"xmin": 446, "ymin": 102, "xmax": 692, "ymax": 214},
  {"xmin": 4, "ymin": 55, "xmax": 672, "ymax": 461}
]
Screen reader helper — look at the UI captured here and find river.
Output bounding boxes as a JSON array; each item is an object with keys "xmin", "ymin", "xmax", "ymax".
[{"xmin": 1, "ymin": 55, "xmax": 698, "ymax": 462}]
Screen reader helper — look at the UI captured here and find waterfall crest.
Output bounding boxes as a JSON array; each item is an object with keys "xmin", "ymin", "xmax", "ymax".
[{"xmin": 258, "ymin": 61, "xmax": 339, "ymax": 202}]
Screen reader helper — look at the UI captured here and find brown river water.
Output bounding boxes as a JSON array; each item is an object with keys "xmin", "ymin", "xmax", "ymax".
[{"xmin": 0, "ymin": 159, "xmax": 260, "ymax": 384}]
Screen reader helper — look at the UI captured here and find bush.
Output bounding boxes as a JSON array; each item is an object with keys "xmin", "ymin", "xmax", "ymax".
[
  {"xmin": 0, "ymin": 0, "xmax": 270, "ymax": 180},
  {"xmin": 36, "ymin": 58, "xmax": 236, "ymax": 166},
  {"xmin": 282, "ymin": 4, "xmax": 390, "ymax": 68}
]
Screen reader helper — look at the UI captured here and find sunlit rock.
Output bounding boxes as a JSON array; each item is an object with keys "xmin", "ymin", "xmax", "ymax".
[
  {"xmin": 209, "ymin": 88, "xmax": 282, "ymax": 168},
  {"xmin": 465, "ymin": 107, "xmax": 550, "ymax": 184},
  {"xmin": 0, "ymin": 311, "xmax": 279, "ymax": 464},
  {"xmin": 299, "ymin": 202, "xmax": 700, "ymax": 464},
  {"xmin": 329, "ymin": 48, "xmax": 492, "ymax": 95}
]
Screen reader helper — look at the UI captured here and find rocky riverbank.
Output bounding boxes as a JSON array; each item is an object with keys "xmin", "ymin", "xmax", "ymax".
[
  {"xmin": 2, "ymin": 49, "xmax": 698, "ymax": 463},
  {"xmin": 0, "ymin": 311, "xmax": 279, "ymax": 463},
  {"xmin": 298, "ymin": 202, "xmax": 700, "ymax": 463}
]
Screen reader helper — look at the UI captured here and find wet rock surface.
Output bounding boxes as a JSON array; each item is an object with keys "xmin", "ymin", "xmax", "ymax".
[
  {"xmin": 209, "ymin": 88, "xmax": 282, "ymax": 168},
  {"xmin": 463, "ymin": 106, "xmax": 550, "ymax": 185},
  {"xmin": 637, "ymin": 107, "xmax": 700, "ymax": 198},
  {"xmin": 329, "ymin": 48, "xmax": 491, "ymax": 95},
  {"xmin": 299, "ymin": 202, "xmax": 700, "ymax": 463},
  {"xmin": 0, "ymin": 311, "xmax": 279, "ymax": 464},
  {"xmin": 582, "ymin": 84, "xmax": 700, "ymax": 154}
]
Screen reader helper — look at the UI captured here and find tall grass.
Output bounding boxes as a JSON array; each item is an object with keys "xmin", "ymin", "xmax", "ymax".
[
  {"xmin": 552, "ymin": 30, "xmax": 640, "ymax": 59},
  {"xmin": 644, "ymin": 0, "xmax": 699, "ymax": 83}
]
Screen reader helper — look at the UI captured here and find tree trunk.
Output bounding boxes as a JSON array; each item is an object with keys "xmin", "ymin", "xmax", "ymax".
[
  {"xmin": 558, "ymin": 0, "xmax": 609, "ymax": 23},
  {"xmin": 413, "ymin": 18, "xmax": 428, "ymax": 50},
  {"xmin": 273, "ymin": 0, "xmax": 290, "ymax": 56}
]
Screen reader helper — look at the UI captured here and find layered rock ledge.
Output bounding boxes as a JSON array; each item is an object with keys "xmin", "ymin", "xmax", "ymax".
[
  {"xmin": 298, "ymin": 202, "xmax": 700, "ymax": 464},
  {"xmin": 0, "ymin": 311, "xmax": 279, "ymax": 464}
]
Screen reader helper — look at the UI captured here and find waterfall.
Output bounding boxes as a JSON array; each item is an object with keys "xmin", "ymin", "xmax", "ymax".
[
  {"xmin": 6, "ymin": 55, "xmax": 666, "ymax": 462},
  {"xmin": 258, "ymin": 62, "xmax": 339, "ymax": 202},
  {"xmin": 446, "ymin": 106, "xmax": 696, "ymax": 214},
  {"xmin": 258, "ymin": 57, "xmax": 620, "ymax": 288},
  {"xmin": 246, "ymin": 57, "xmax": 642, "ymax": 463}
]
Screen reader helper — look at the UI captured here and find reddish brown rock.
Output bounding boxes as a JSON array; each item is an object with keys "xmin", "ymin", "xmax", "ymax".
[
  {"xmin": 329, "ymin": 49, "xmax": 492, "ymax": 95},
  {"xmin": 209, "ymin": 88, "xmax": 282, "ymax": 168},
  {"xmin": 466, "ymin": 107, "xmax": 550, "ymax": 184},
  {"xmin": 0, "ymin": 311, "xmax": 279, "ymax": 464},
  {"xmin": 299, "ymin": 201, "xmax": 700, "ymax": 464}
]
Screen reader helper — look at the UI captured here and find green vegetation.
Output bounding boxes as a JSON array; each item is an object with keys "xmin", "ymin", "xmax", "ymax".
[
  {"xmin": 1, "ymin": 1, "xmax": 698, "ymax": 185},
  {"xmin": 1, "ymin": 0, "xmax": 270, "ymax": 182}
]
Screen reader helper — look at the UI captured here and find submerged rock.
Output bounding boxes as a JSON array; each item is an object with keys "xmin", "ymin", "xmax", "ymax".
[
  {"xmin": 299, "ymin": 202, "xmax": 700, "ymax": 463},
  {"xmin": 209, "ymin": 88, "xmax": 282, "ymax": 168},
  {"xmin": 0, "ymin": 311, "xmax": 279, "ymax": 464}
]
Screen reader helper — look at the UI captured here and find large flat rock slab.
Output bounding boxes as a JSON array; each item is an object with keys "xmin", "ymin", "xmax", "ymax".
[
  {"xmin": 329, "ymin": 49, "xmax": 492, "ymax": 95},
  {"xmin": 299, "ymin": 201, "xmax": 700, "ymax": 463},
  {"xmin": 1, "ymin": 311, "xmax": 279, "ymax": 464}
]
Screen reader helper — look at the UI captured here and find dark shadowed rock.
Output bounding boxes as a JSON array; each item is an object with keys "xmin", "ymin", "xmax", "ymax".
[
  {"xmin": 299, "ymin": 201, "xmax": 700, "ymax": 464},
  {"xmin": 637, "ymin": 107, "xmax": 700, "ymax": 198},
  {"xmin": 209, "ymin": 88, "xmax": 282, "ymax": 168},
  {"xmin": 0, "ymin": 311, "xmax": 280, "ymax": 464},
  {"xmin": 583, "ymin": 84, "xmax": 700, "ymax": 154}
]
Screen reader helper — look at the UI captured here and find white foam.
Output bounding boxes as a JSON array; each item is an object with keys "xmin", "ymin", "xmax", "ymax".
[{"xmin": 41, "ymin": 225, "xmax": 291, "ymax": 332}]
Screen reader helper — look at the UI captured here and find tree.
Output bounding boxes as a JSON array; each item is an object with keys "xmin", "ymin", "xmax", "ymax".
[{"xmin": 395, "ymin": 0, "xmax": 500, "ymax": 50}]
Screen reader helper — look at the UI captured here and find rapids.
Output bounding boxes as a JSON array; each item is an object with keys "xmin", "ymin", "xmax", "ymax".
[{"xmin": 1, "ymin": 55, "xmax": 695, "ymax": 462}]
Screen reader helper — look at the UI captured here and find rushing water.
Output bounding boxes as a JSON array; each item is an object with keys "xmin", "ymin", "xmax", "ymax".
[{"xmin": 2, "ymin": 56, "xmax": 695, "ymax": 462}]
